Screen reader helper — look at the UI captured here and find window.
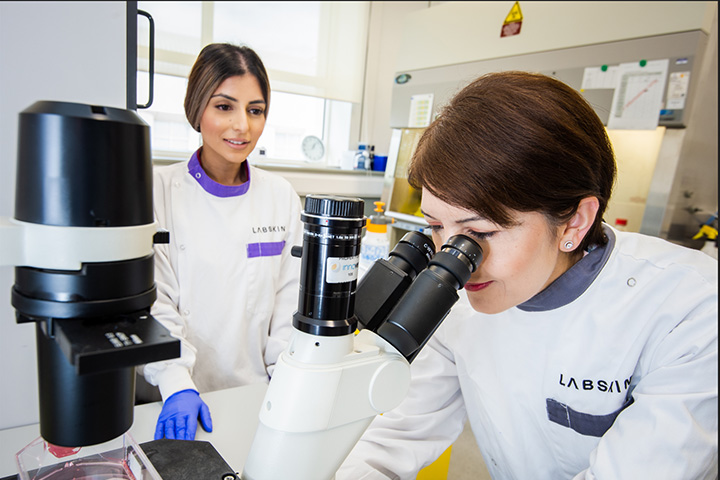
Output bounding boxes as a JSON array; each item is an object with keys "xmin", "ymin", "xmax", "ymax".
[{"xmin": 136, "ymin": 1, "xmax": 368, "ymax": 167}]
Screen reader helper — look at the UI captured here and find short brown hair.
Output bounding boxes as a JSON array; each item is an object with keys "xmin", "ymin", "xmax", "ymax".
[
  {"xmin": 408, "ymin": 71, "xmax": 616, "ymax": 251},
  {"xmin": 184, "ymin": 43, "xmax": 271, "ymax": 132}
]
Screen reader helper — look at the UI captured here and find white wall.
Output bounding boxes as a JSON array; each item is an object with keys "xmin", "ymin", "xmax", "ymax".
[
  {"xmin": 395, "ymin": 1, "xmax": 714, "ymax": 71},
  {"xmin": 361, "ymin": 1, "xmax": 717, "ymax": 158},
  {"xmin": 0, "ymin": 1, "xmax": 127, "ymax": 430},
  {"xmin": 360, "ymin": 1, "xmax": 427, "ymax": 155}
]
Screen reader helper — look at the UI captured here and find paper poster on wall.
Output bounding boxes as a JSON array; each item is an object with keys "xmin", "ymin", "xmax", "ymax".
[
  {"xmin": 581, "ymin": 65, "xmax": 620, "ymax": 90},
  {"xmin": 666, "ymin": 71, "xmax": 691, "ymax": 109},
  {"xmin": 408, "ymin": 93, "xmax": 434, "ymax": 128},
  {"xmin": 608, "ymin": 59, "xmax": 669, "ymax": 130}
]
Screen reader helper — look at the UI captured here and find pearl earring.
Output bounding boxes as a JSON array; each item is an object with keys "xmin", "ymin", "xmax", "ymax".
[{"xmin": 564, "ymin": 240, "xmax": 574, "ymax": 250}]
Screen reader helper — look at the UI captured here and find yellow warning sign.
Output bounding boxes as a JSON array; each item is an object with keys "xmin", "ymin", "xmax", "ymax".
[{"xmin": 503, "ymin": 1, "xmax": 523, "ymax": 24}]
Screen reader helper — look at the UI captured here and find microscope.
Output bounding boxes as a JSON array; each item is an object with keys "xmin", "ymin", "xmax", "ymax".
[
  {"xmin": 1, "ymin": 101, "xmax": 180, "ymax": 477},
  {"xmin": 242, "ymin": 195, "xmax": 482, "ymax": 479}
]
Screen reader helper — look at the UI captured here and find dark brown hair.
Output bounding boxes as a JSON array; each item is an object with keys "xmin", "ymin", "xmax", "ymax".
[
  {"xmin": 185, "ymin": 43, "xmax": 271, "ymax": 132},
  {"xmin": 408, "ymin": 71, "xmax": 616, "ymax": 252}
]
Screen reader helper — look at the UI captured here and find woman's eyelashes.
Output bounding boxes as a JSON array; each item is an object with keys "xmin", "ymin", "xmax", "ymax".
[
  {"xmin": 428, "ymin": 224, "xmax": 494, "ymax": 241},
  {"xmin": 468, "ymin": 230, "xmax": 495, "ymax": 241},
  {"xmin": 213, "ymin": 103, "xmax": 264, "ymax": 116}
]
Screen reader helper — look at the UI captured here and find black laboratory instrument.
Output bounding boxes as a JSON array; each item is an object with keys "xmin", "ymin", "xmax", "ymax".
[{"xmin": 8, "ymin": 101, "xmax": 180, "ymax": 448}]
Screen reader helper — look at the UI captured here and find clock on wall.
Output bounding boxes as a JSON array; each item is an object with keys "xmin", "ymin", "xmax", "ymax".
[{"xmin": 301, "ymin": 135, "xmax": 325, "ymax": 162}]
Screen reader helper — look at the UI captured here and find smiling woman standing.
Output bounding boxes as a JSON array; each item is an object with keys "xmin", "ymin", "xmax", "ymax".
[{"xmin": 139, "ymin": 43, "xmax": 303, "ymax": 441}]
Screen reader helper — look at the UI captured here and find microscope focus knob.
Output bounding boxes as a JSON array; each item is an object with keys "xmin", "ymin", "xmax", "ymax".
[{"xmin": 368, "ymin": 358, "xmax": 410, "ymax": 413}]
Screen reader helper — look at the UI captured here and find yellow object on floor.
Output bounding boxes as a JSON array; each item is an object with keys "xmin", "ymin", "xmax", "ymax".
[{"xmin": 416, "ymin": 446, "xmax": 452, "ymax": 479}]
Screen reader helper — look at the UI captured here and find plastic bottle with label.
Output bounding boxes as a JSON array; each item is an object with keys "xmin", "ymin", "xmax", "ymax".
[
  {"xmin": 358, "ymin": 201, "xmax": 394, "ymax": 278},
  {"xmin": 355, "ymin": 144, "xmax": 369, "ymax": 170}
]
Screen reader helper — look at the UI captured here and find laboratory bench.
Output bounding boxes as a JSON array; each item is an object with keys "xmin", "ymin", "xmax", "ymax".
[{"xmin": 0, "ymin": 383, "xmax": 267, "ymax": 479}]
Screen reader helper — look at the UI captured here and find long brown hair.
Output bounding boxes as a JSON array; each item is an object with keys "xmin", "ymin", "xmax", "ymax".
[
  {"xmin": 408, "ymin": 71, "xmax": 616, "ymax": 251},
  {"xmin": 184, "ymin": 43, "xmax": 271, "ymax": 132}
]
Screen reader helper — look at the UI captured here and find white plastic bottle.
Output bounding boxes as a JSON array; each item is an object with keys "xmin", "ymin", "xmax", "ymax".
[
  {"xmin": 359, "ymin": 201, "xmax": 393, "ymax": 278},
  {"xmin": 355, "ymin": 144, "xmax": 369, "ymax": 170}
]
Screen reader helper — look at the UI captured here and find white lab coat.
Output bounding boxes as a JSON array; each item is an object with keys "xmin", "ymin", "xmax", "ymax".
[
  {"xmin": 337, "ymin": 227, "xmax": 718, "ymax": 479},
  {"xmin": 141, "ymin": 155, "xmax": 303, "ymax": 401}
]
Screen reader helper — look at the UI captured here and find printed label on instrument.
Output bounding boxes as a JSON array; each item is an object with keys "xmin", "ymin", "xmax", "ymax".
[{"xmin": 326, "ymin": 256, "xmax": 359, "ymax": 283}]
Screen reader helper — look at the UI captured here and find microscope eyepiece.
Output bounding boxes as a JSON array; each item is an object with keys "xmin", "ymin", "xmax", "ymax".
[
  {"xmin": 374, "ymin": 234, "xmax": 482, "ymax": 362},
  {"xmin": 427, "ymin": 234, "xmax": 483, "ymax": 289},
  {"xmin": 386, "ymin": 231, "xmax": 435, "ymax": 280},
  {"xmin": 354, "ymin": 231, "xmax": 435, "ymax": 332}
]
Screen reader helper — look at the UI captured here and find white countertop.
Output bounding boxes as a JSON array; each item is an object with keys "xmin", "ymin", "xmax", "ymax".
[
  {"xmin": 0, "ymin": 383, "xmax": 267, "ymax": 478},
  {"xmin": 267, "ymin": 167, "xmax": 385, "ymax": 198},
  {"xmin": 153, "ymin": 159, "xmax": 386, "ymax": 199}
]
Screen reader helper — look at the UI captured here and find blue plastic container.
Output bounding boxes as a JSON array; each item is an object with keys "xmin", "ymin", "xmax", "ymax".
[{"xmin": 372, "ymin": 155, "xmax": 388, "ymax": 172}]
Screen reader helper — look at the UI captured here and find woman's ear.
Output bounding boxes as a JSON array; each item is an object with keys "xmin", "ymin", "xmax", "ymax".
[{"xmin": 560, "ymin": 197, "xmax": 600, "ymax": 252}]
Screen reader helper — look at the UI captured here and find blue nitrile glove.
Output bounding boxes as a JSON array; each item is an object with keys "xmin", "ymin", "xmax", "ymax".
[{"xmin": 154, "ymin": 389, "xmax": 213, "ymax": 440}]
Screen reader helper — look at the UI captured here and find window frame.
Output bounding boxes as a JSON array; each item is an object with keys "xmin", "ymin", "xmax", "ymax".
[{"xmin": 136, "ymin": 1, "xmax": 365, "ymax": 168}]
